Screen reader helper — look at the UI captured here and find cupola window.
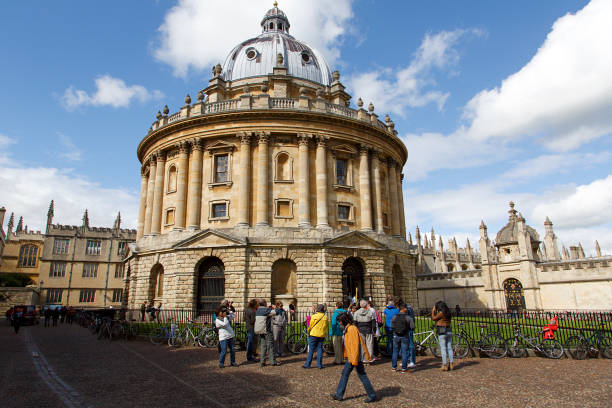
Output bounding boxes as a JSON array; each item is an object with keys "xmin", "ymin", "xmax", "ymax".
[
  {"xmin": 246, "ymin": 48, "xmax": 258, "ymax": 60},
  {"xmin": 270, "ymin": 22, "xmax": 274, "ymax": 30},
  {"xmin": 301, "ymin": 52, "xmax": 311, "ymax": 63}
]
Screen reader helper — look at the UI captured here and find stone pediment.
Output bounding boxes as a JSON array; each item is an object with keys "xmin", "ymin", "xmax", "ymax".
[
  {"xmin": 324, "ymin": 231, "xmax": 388, "ymax": 250},
  {"xmin": 331, "ymin": 144, "xmax": 357, "ymax": 155},
  {"xmin": 172, "ymin": 229, "xmax": 246, "ymax": 249},
  {"xmin": 207, "ymin": 140, "xmax": 235, "ymax": 153}
]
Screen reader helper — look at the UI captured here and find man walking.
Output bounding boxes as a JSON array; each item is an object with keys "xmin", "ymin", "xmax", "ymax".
[{"xmin": 383, "ymin": 299, "xmax": 399, "ymax": 356}]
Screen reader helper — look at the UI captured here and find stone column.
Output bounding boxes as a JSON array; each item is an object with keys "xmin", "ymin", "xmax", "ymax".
[
  {"xmin": 315, "ymin": 136, "xmax": 329, "ymax": 228},
  {"xmin": 398, "ymin": 172, "xmax": 406, "ymax": 238},
  {"xmin": 297, "ymin": 133, "xmax": 312, "ymax": 228},
  {"xmin": 151, "ymin": 151, "xmax": 166, "ymax": 235},
  {"xmin": 388, "ymin": 159, "xmax": 401, "ymax": 237},
  {"xmin": 372, "ymin": 152, "xmax": 384, "ymax": 234},
  {"xmin": 174, "ymin": 142, "xmax": 189, "ymax": 230},
  {"xmin": 256, "ymin": 131, "xmax": 270, "ymax": 226},
  {"xmin": 359, "ymin": 144, "xmax": 373, "ymax": 231},
  {"xmin": 137, "ymin": 167, "xmax": 149, "ymax": 239},
  {"xmin": 186, "ymin": 138, "xmax": 203, "ymax": 229},
  {"xmin": 237, "ymin": 132, "xmax": 252, "ymax": 227},
  {"xmin": 143, "ymin": 156, "xmax": 156, "ymax": 235}
]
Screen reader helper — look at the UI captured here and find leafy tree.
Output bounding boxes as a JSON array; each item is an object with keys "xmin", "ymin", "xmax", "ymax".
[{"xmin": 0, "ymin": 273, "xmax": 33, "ymax": 287}]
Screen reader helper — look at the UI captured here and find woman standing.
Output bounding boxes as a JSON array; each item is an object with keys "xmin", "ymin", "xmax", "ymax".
[
  {"xmin": 272, "ymin": 301, "xmax": 287, "ymax": 358},
  {"xmin": 330, "ymin": 301, "xmax": 346, "ymax": 365},
  {"xmin": 216, "ymin": 306, "xmax": 238, "ymax": 368},
  {"xmin": 303, "ymin": 304, "xmax": 329, "ymax": 369},
  {"xmin": 432, "ymin": 301, "xmax": 453, "ymax": 371}
]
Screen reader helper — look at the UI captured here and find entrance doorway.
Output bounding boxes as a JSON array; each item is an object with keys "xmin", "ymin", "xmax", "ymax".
[
  {"xmin": 342, "ymin": 257, "xmax": 364, "ymax": 304},
  {"xmin": 503, "ymin": 278, "xmax": 526, "ymax": 312},
  {"xmin": 197, "ymin": 257, "xmax": 225, "ymax": 312}
]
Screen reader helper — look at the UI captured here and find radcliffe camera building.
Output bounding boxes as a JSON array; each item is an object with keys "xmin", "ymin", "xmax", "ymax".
[{"xmin": 126, "ymin": 4, "xmax": 415, "ymax": 311}]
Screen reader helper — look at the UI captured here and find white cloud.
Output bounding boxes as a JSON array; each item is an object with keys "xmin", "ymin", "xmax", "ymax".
[
  {"xmin": 61, "ymin": 75, "xmax": 163, "ymax": 110},
  {"xmin": 58, "ymin": 133, "xmax": 83, "ymax": 162},
  {"xmin": 0, "ymin": 136, "xmax": 138, "ymax": 232},
  {"xmin": 154, "ymin": 0, "xmax": 355, "ymax": 77},
  {"xmin": 0, "ymin": 134, "xmax": 16, "ymax": 166},
  {"xmin": 532, "ymin": 175, "xmax": 612, "ymax": 229},
  {"xmin": 463, "ymin": 0, "xmax": 612, "ymax": 151},
  {"xmin": 501, "ymin": 151, "xmax": 611, "ymax": 182},
  {"xmin": 347, "ymin": 29, "xmax": 483, "ymax": 117}
]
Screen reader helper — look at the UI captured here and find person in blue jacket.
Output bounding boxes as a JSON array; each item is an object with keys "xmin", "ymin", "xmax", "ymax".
[
  {"xmin": 383, "ymin": 299, "xmax": 400, "ymax": 356},
  {"xmin": 331, "ymin": 301, "xmax": 347, "ymax": 365}
]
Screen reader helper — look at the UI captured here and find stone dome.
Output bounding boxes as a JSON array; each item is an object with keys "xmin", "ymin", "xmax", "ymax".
[
  {"xmin": 495, "ymin": 202, "xmax": 540, "ymax": 245},
  {"xmin": 221, "ymin": 4, "xmax": 333, "ymax": 86}
]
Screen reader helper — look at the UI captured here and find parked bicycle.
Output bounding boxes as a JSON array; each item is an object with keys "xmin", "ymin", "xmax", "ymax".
[
  {"xmin": 565, "ymin": 324, "xmax": 612, "ymax": 359},
  {"xmin": 506, "ymin": 323, "xmax": 564, "ymax": 359},
  {"xmin": 286, "ymin": 327, "xmax": 334, "ymax": 355},
  {"xmin": 453, "ymin": 321, "xmax": 507, "ymax": 359},
  {"xmin": 149, "ymin": 318, "xmax": 178, "ymax": 345}
]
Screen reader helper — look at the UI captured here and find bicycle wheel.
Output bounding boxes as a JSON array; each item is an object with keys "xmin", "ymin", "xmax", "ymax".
[
  {"xmin": 203, "ymin": 330, "xmax": 218, "ymax": 348},
  {"xmin": 428, "ymin": 335, "xmax": 441, "ymax": 358},
  {"xmin": 323, "ymin": 340, "xmax": 335, "ymax": 356},
  {"xmin": 287, "ymin": 334, "xmax": 307, "ymax": 354},
  {"xmin": 109, "ymin": 324, "xmax": 122, "ymax": 341},
  {"xmin": 234, "ymin": 327, "xmax": 246, "ymax": 351},
  {"xmin": 453, "ymin": 334, "xmax": 470, "ymax": 359},
  {"xmin": 505, "ymin": 337, "xmax": 526, "ymax": 358},
  {"xmin": 376, "ymin": 336, "xmax": 390, "ymax": 357},
  {"xmin": 597, "ymin": 336, "xmax": 612, "ymax": 359},
  {"xmin": 168, "ymin": 330, "xmax": 183, "ymax": 348},
  {"xmin": 196, "ymin": 331, "xmax": 208, "ymax": 348},
  {"xmin": 541, "ymin": 339, "xmax": 564, "ymax": 359},
  {"xmin": 149, "ymin": 327, "xmax": 163, "ymax": 345},
  {"xmin": 565, "ymin": 336, "xmax": 587, "ymax": 360},
  {"xmin": 482, "ymin": 333, "xmax": 507, "ymax": 359}
]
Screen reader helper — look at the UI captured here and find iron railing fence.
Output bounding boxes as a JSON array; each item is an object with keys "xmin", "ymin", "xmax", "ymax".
[{"xmin": 75, "ymin": 306, "xmax": 612, "ymax": 345}]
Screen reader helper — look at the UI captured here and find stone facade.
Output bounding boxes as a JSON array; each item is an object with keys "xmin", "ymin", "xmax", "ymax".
[
  {"xmin": 0, "ymin": 212, "xmax": 45, "ymax": 285},
  {"xmin": 38, "ymin": 201, "xmax": 136, "ymax": 307},
  {"xmin": 417, "ymin": 202, "xmax": 612, "ymax": 310},
  {"xmin": 126, "ymin": 5, "xmax": 415, "ymax": 312},
  {"xmin": 0, "ymin": 207, "xmax": 6, "ymax": 267}
]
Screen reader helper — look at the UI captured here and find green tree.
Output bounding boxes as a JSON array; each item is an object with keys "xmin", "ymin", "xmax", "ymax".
[{"xmin": 0, "ymin": 273, "xmax": 33, "ymax": 287}]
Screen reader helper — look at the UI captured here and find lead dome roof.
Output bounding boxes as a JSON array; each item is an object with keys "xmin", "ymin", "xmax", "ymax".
[
  {"xmin": 221, "ymin": 4, "xmax": 333, "ymax": 86},
  {"xmin": 495, "ymin": 202, "xmax": 540, "ymax": 245}
]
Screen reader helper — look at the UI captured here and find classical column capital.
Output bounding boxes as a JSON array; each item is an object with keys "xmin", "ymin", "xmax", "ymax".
[
  {"xmin": 386, "ymin": 157, "xmax": 397, "ymax": 168},
  {"xmin": 297, "ymin": 133, "xmax": 313, "ymax": 146},
  {"xmin": 316, "ymin": 134, "xmax": 329, "ymax": 148},
  {"xmin": 177, "ymin": 141, "xmax": 190, "ymax": 154},
  {"xmin": 156, "ymin": 150, "xmax": 166, "ymax": 162},
  {"xmin": 148, "ymin": 153, "xmax": 157, "ymax": 164},
  {"xmin": 257, "ymin": 131, "xmax": 271, "ymax": 144},
  {"xmin": 141, "ymin": 166, "xmax": 149, "ymax": 177},
  {"xmin": 237, "ymin": 131, "xmax": 253, "ymax": 145},
  {"xmin": 359, "ymin": 144, "xmax": 371, "ymax": 155},
  {"xmin": 190, "ymin": 137, "xmax": 204, "ymax": 151}
]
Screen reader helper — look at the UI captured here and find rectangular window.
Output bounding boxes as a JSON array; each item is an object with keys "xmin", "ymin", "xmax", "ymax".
[
  {"xmin": 214, "ymin": 154, "xmax": 228, "ymax": 183},
  {"xmin": 117, "ymin": 241, "xmax": 128, "ymax": 256},
  {"xmin": 383, "ymin": 213, "xmax": 389, "ymax": 227},
  {"xmin": 336, "ymin": 159, "xmax": 347, "ymax": 185},
  {"xmin": 276, "ymin": 201, "xmax": 290, "ymax": 217},
  {"xmin": 85, "ymin": 240, "xmax": 101, "ymax": 256},
  {"xmin": 79, "ymin": 289, "xmax": 95, "ymax": 303},
  {"xmin": 18, "ymin": 245, "xmax": 38, "ymax": 267},
  {"xmin": 112, "ymin": 289, "xmax": 123, "ymax": 303},
  {"xmin": 338, "ymin": 205, "xmax": 351, "ymax": 221},
  {"xmin": 46, "ymin": 289, "xmax": 63, "ymax": 304},
  {"xmin": 212, "ymin": 203, "xmax": 227, "ymax": 218},
  {"xmin": 49, "ymin": 262, "xmax": 66, "ymax": 278},
  {"xmin": 114, "ymin": 263, "xmax": 125, "ymax": 278},
  {"xmin": 83, "ymin": 263, "xmax": 98, "ymax": 278},
  {"xmin": 53, "ymin": 238, "xmax": 70, "ymax": 254},
  {"xmin": 165, "ymin": 209, "xmax": 175, "ymax": 225}
]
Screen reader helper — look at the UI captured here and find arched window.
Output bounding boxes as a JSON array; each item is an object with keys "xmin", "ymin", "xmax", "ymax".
[
  {"xmin": 269, "ymin": 22, "xmax": 274, "ymax": 30},
  {"xmin": 167, "ymin": 165, "xmax": 177, "ymax": 193},
  {"xmin": 275, "ymin": 152, "xmax": 293, "ymax": 182},
  {"xmin": 447, "ymin": 263, "xmax": 455, "ymax": 272},
  {"xmin": 18, "ymin": 245, "xmax": 38, "ymax": 267},
  {"xmin": 148, "ymin": 264, "xmax": 164, "ymax": 302},
  {"xmin": 342, "ymin": 257, "xmax": 365, "ymax": 302},
  {"xmin": 271, "ymin": 259, "xmax": 297, "ymax": 299},
  {"xmin": 461, "ymin": 264, "xmax": 468, "ymax": 271},
  {"xmin": 197, "ymin": 257, "xmax": 225, "ymax": 312}
]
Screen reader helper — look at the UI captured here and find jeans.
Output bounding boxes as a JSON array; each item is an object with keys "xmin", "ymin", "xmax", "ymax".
[
  {"xmin": 439, "ymin": 332, "xmax": 453, "ymax": 365},
  {"xmin": 385, "ymin": 327, "xmax": 394, "ymax": 355},
  {"xmin": 392, "ymin": 333, "xmax": 414, "ymax": 370},
  {"xmin": 408, "ymin": 331, "xmax": 416, "ymax": 364},
  {"xmin": 272, "ymin": 326, "xmax": 285, "ymax": 357},
  {"xmin": 335, "ymin": 361, "xmax": 376, "ymax": 400},
  {"xmin": 246, "ymin": 328, "xmax": 256, "ymax": 361},
  {"xmin": 304, "ymin": 336, "xmax": 324, "ymax": 368},
  {"xmin": 260, "ymin": 333, "xmax": 275, "ymax": 365},
  {"xmin": 219, "ymin": 337, "xmax": 235, "ymax": 367}
]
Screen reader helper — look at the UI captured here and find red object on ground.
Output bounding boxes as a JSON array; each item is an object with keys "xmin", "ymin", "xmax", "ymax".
[{"xmin": 543, "ymin": 316, "xmax": 558, "ymax": 339}]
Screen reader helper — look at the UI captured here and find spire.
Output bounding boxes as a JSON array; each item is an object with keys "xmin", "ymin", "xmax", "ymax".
[
  {"xmin": 431, "ymin": 227, "xmax": 435, "ymax": 244},
  {"xmin": 46, "ymin": 199, "xmax": 55, "ymax": 234},
  {"xmin": 466, "ymin": 238, "xmax": 472, "ymax": 251},
  {"xmin": 562, "ymin": 245, "xmax": 569, "ymax": 260},
  {"xmin": 415, "ymin": 226, "xmax": 421, "ymax": 243},
  {"xmin": 7, "ymin": 212, "xmax": 14, "ymax": 233},
  {"xmin": 595, "ymin": 240, "xmax": 602, "ymax": 257},
  {"xmin": 113, "ymin": 212, "xmax": 121, "ymax": 230},
  {"xmin": 407, "ymin": 232, "xmax": 413, "ymax": 245},
  {"xmin": 578, "ymin": 243, "xmax": 585, "ymax": 259},
  {"xmin": 82, "ymin": 209, "xmax": 89, "ymax": 228},
  {"xmin": 16, "ymin": 216, "xmax": 23, "ymax": 232},
  {"xmin": 508, "ymin": 201, "xmax": 517, "ymax": 221}
]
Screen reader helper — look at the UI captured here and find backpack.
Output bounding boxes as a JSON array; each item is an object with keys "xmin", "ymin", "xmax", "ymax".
[
  {"xmin": 255, "ymin": 312, "xmax": 270, "ymax": 335},
  {"xmin": 391, "ymin": 313, "xmax": 414, "ymax": 336},
  {"xmin": 374, "ymin": 309, "xmax": 382, "ymax": 325}
]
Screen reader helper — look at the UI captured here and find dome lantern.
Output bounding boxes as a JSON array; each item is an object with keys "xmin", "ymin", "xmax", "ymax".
[{"xmin": 261, "ymin": 1, "xmax": 290, "ymax": 34}]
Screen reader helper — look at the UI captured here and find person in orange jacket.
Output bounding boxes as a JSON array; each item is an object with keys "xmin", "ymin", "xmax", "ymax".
[{"xmin": 330, "ymin": 312, "xmax": 378, "ymax": 403}]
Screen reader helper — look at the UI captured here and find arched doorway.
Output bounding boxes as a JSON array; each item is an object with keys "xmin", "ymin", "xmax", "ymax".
[
  {"xmin": 148, "ymin": 264, "xmax": 164, "ymax": 303},
  {"xmin": 342, "ymin": 257, "xmax": 364, "ymax": 303},
  {"xmin": 503, "ymin": 278, "xmax": 526, "ymax": 312},
  {"xmin": 197, "ymin": 257, "xmax": 225, "ymax": 312},
  {"xmin": 271, "ymin": 259, "xmax": 297, "ymax": 301}
]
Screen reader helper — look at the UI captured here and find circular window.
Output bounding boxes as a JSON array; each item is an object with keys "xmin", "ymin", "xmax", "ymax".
[
  {"xmin": 301, "ymin": 52, "xmax": 311, "ymax": 63},
  {"xmin": 246, "ymin": 48, "xmax": 257, "ymax": 60}
]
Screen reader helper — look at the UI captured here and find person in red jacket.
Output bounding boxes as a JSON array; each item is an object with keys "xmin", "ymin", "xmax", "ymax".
[{"xmin": 330, "ymin": 313, "xmax": 378, "ymax": 403}]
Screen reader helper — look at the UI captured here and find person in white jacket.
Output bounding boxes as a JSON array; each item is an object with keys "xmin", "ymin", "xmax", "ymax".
[{"xmin": 216, "ymin": 306, "xmax": 237, "ymax": 368}]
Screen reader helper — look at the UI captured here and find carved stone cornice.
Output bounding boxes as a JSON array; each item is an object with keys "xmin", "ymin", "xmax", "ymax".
[
  {"xmin": 177, "ymin": 141, "xmax": 190, "ymax": 155},
  {"xmin": 359, "ymin": 144, "xmax": 371, "ymax": 155}
]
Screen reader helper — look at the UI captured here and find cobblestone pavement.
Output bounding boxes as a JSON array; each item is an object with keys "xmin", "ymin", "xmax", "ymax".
[{"xmin": 1, "ymin": 322, "xmax": 611, "ymax": 408}]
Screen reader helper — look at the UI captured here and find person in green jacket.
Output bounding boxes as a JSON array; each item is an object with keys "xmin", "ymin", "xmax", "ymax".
[{"xmin": 330, "ymin": 301, "xmax": 347, "ymax": 365}]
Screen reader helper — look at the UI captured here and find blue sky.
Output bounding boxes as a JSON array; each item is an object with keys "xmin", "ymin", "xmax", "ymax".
[{"xmin": 1, "ymin": 0, "xmax": 610, "ymax": 255}]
